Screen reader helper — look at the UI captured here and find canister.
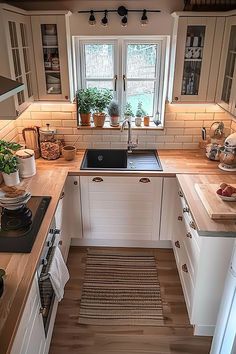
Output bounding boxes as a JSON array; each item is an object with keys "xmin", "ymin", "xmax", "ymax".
[
  {"xmin": 39, "ymin": 124, "xmax": 60, "ymax": 160},
  {"xmin": 16, "ymin": 149, "xmax": 36, "ymax": 178}
]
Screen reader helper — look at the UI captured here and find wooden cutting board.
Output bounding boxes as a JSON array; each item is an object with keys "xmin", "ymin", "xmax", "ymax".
[{"xmin": 195, "ymin": 183, "xmax": 236, "ymax": 220}]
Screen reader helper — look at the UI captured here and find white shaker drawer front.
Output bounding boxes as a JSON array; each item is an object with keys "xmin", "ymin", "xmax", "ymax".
[{"xmin": 182, "ymin": 229, "xmax": 200, "ymax": 282}]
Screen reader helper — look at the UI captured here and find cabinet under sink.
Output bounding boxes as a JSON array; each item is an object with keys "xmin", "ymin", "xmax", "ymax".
[{"xmin": 80, "ymin": 149, "xmax": 163, "ymax": 171}]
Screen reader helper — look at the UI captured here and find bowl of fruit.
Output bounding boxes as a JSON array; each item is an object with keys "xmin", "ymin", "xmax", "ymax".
[{"xmin": 216, "ymin": 183, "xmax": 236, "ymax": 201}]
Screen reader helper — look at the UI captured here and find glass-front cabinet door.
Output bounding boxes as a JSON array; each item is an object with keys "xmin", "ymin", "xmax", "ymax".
[
  {"xmin": 31, "ymin": 14, "xmax": 71, "ymax": 101},
  {"xmin": 172, "ymin": 16, "xmax": 225, "ymax": 102},
  {"xmin": 217, "ymin": 17, "xmax": 236, "ymax": 115}
]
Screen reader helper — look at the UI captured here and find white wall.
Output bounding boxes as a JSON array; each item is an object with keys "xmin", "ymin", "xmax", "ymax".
[{"xmin": 10, "ymin": 0, "xmax": 183, "ymax": 35}]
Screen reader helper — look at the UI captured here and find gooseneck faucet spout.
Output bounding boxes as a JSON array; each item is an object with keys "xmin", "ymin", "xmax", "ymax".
[{"xmin": 120, "ymin": 118, "xmax": 138, "ymax": 153}]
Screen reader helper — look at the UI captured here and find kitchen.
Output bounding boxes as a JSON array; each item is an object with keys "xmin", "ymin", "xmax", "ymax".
[{"xmin": 1, "ymin": 0, "xmax": 236, "ymax": 353}]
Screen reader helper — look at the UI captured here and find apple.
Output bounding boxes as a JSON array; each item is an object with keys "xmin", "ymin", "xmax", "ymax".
[
  {"xmin": 222, "ymin": 186, "xmax": 235, "ymax": 197},
  {"xmin": 216, "ymin": 188, "xmax": 223, "ymax": 195}
]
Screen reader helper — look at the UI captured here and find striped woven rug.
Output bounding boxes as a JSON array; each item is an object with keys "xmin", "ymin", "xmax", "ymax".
[{"xmin": 78, "ymin": 250, "xmax": 164, "ymax": 326}]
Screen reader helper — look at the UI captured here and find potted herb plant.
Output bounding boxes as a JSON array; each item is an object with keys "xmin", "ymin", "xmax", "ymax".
[
  {"xmin": 124, "ymin": 102, "xmax": 134, "ymax": 123},
  {"xmin": 93, "ymin": 88, "xmax": 113, "ymax": 128},
  {"xmin": 0, "ymin": 140, "xmax": 21, "ymax": 186},
  {"xmin": 108, "ymin": 100, "xmax": 120, "ymax": 127},
  {"xmin": 135, "ymin": 101, "xmax": 146, "ymax": 127},
  {"xmin": 76, "ymin": 88, "xmax": 95, "ymax": 126}
]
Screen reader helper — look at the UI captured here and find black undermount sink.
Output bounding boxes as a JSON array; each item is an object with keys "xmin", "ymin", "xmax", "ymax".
[{"xmin": 80, "ymin": 149, "xmax": 163, "ymax": 171}]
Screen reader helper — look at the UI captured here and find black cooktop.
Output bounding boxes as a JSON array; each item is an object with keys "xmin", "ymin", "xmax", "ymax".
[{"xmin": 0, "ymin": 196, "xmax": 51, "ymax": 253}]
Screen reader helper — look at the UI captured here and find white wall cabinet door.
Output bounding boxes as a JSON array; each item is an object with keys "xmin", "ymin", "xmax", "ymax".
[
  {"xmin": 216, "ymin": 16, "xmax": 236, "ymax": 115},
  {"xmin": 31, "ymin": 13, "xmax": 71, "ymax": 101},
  {"xmin": 171, "ymin": 15, "xmax": 225, "ymax": 102},
  {"xmin": 80, "ymin": 176, "xmax": 163, "ymax": 241}
]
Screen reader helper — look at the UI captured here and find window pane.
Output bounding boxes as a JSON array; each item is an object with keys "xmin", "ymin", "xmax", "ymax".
[
  {"xmin": 84, "ymin": 44, "xmax": 114, "ymax": 79},
  {"xmin": 126, "ymin": 44, "xmax": 157, "ymax": 79},
  {"xmin": 126, "ymin": 81, "xmax": 155, "ymax": 116},
  {"xmin": 86, "ymin": 81, "xmax": 113, "ymax": 90}
]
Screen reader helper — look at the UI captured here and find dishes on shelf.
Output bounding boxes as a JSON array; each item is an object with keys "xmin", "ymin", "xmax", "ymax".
[
  {"xmin": 42, "ymin": 35, "xmax": 58, "ymax": 47},
  {"xmin": 46, "ymin": 74, "xmax": 60, "ymax": 84}
]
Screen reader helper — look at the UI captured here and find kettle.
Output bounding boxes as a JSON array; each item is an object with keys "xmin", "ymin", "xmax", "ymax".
[{"xmin": 22, "ymin": 127, "xmax": 40, "ymax": 159}]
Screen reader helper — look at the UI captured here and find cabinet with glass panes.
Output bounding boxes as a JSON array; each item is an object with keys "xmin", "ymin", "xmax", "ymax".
[
  {"xmin": 31, "ymin": 12, "xmax": 71, "ymax": 101},
  {"xmin": 217, "ymin": 17, "xmax": 236, "ymax": 116},
  {"xmin": 1, "ymin": 9, "xmax": 35, "ymax": 118},
  {"xmin": 170, "ymin": 13, "xmax": 225, "ymax": 102}
]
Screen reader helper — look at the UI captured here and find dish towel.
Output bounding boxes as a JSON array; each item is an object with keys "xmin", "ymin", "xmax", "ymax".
[{"xmin": 48, "ymin": 246, "xmax": 70, "ymax": 301}]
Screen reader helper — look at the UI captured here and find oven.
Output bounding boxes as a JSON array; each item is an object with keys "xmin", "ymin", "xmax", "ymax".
[{"xmin": 37, "ymin": 223, "xmax": 60, "ymax": 336}]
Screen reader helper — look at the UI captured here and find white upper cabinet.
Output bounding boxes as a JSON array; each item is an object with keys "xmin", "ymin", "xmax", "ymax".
[
  {"xmin": 170, "ymin": 13, "xmax": 225, "ymax": 103},
  {"xmin": 216, "ymin": 16, "xmax": 236, "ymax": 115},
  {"xmin": 0, "ymin": 7, "xmax": 35, "ymax": 118},
  {"xmin": 31, "ymin": 12, "xmax": 72, "ymax": 101}
]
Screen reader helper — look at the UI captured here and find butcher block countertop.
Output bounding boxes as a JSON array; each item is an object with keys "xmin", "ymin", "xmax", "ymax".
[
  {"xmin": 0, "ymin": 149, "xmax": 235, "ymax": 354},
  {"xmin": 177, "ymin": 174, "xmax": 236, "ymax": 237}
]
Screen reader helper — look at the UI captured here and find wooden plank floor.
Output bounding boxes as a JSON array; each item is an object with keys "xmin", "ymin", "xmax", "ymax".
[{"xmin": 49, "ymin": 247, "xmax": 212, "ymax": 354}]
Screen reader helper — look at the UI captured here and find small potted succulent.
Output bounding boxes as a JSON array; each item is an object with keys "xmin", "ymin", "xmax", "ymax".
[
  {"xmin": 93, "ymin": 88, "xmax": 113, "ymax": 127},
  {"xmin": 124, "ymin": 102, "xmax": 134, "ymax": 123},
  {"xmin": 108, "ymin": 100, "xmax": 120, "ymax": 127},
  {"xmin": 0, "ymin": 140, "xmax": 21, "ymax": 186},
  {"xmin": 135, "ymin": 101, "xmax": 146, "ymax": 127},
  {"xmin": 76, "ymin": 88, "xmax": 95, "ymax": 126}
]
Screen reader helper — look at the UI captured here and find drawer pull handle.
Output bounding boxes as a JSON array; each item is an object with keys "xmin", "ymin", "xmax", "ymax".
[
  {"xmin": 178, "ymin": 216, "xmax": 183, "ymax": 221},
  {"xmin": 60, "ymin": 192, "xmax": 65, "ymax": 200},
  {"xmin": 92, "ymin": 177, "xmax": 103, "ymax": 182},
  {"xmin": 178, "ymin": 190, "xmax": 183, "ymax": 197},
  {"xmin": 183, "ymin": 207, "xmax": 189, "ymax": 213},
  {"xmin": 189, "ymin": 220, "xmax": 196, "ymax": 230},
  {"xmin": 182, "ymin": 264, "xmax": 188, "ymax": 273},
  {"xmin": 139, "ymin": 178, "xmax": 150, "ymax": 183},
  {"xmin": 186, "ymin": 232, "xmax": 192, "ymax": 239},
  {"xmin": 175, "ymin": 241, "xmax": 180, "ymax": 248}
]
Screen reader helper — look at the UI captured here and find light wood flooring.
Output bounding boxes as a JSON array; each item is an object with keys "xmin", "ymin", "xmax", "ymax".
[{"xmin": 49, "ymin": 247, "xmax": 212, "ymax": 354}]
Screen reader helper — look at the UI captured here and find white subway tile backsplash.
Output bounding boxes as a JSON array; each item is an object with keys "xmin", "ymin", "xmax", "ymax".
[
  {"xmin": 31, "ymin": 112, "xmax": 52, "ymax": 120},
  {"xmin": 103, "ymin": 135, "xmax": 120, "ymax": 142},
  {"xmin": 175, "ymin": 135, "xmax": 193, "ymax": 143},
  {"xmin": 52, "ymin": 112, "xmax": 72, "ymax": 120}
]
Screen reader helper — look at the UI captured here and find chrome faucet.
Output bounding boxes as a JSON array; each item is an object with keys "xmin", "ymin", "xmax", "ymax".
[{"xmin": 120, "ymin": 118, "xmax": 138, "ymax": 153}]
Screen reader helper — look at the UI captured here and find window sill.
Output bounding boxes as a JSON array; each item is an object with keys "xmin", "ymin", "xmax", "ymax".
[{"xmin": 77, "ymin": 121, "xmax": 164, "ymax": 130}]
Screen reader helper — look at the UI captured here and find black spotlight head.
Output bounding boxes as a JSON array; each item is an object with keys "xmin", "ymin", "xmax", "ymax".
[
  {"xmin": 117, "ymin": 6, "xmax": 128, "ymax": 17},
  {"xmin": 101, "ymin": 10, "xmax": 108, "ymax": 27},
  {"xmin": 89, "ymin": 10, "xmax": 96, "ymax": 25},
  {"xmin": 121, "ymin": 15, "xmax": 128, "ymax": 27},
  {"xmin": 141, "ymin": 9, "xmax": 148, "ymax": 26}
]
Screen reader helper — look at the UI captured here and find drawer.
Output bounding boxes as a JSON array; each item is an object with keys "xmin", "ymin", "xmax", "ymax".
[{"xmin": 182, "ymin": 229, "xmax": 199, "ymax": 282}]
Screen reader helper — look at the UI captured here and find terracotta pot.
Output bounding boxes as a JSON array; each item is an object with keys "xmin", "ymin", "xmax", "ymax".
[
  {"xmin": 80, "ymin": 112, "xmax": 91, "ymax": 126},
  {"xmin": 62, "ymin": 145, "xmax": 76, "ymax": 161},
  {"xmin": 110, "ymin": 116, "xmax": 120, "ymax": 127},
  {"xmin": 93, "ymin": 113, "xmax": 106, "ymax": 128}
]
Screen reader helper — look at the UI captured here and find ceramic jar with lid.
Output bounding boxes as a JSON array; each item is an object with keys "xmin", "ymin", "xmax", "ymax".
[
  {"xmin": 39, "ymin": 124, "xmax": 60, "ymax": 160},
  {"xmin": 15, "ymin": 149, "xmax": 36, "ymax": 178}
]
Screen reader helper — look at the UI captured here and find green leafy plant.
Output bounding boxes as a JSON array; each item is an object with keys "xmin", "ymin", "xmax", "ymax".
[
  {"xmin": 0, "ymin": 140, "xmax": 21, "ymax": 174},
  {"xmin": 76, "ymin": 88, "xmax": 96, "ymax": 114},
  {"xmin": 108, "ymin": 100, "xmax": 120, "ymax": 117},
  {"xmin": 93, "ymin": 88, "xmax": 113, "ymax": 113},
  {"xmin": 136, "ymin": 101, "xmax": 146, "ymax": 117},
  {"xmin": 124, "ymin": 102, "xmax": 134, "ymax": 117}
]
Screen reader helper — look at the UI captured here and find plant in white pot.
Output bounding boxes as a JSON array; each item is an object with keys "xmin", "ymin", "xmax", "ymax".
[
  {"xmin": 93, "ymin": 88, "xmax": 113, "ymax": 128},
  {"xmin": 124, "ymin": 102, "xmax": 134, "ymax": 123},
  {"xmin": 0, "ymin": 140, "xmax": 21, "ymax": 186},
  {"xmin": 108, "ymin": 100, "xmax": 120, "ymax": 127},
  {"xmin": 135, "ymin": 101, "xmax": 146, "ymax": 127}
]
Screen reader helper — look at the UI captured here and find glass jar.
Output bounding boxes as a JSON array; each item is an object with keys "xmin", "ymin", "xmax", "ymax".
[{"xmin": 39, "ymin": 124, "xmax": 60, "ymax": 160}]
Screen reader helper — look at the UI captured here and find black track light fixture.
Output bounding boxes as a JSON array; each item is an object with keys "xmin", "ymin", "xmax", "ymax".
[
  {"xmin": 141, "ymin": 9, "xmax": 148, "ymax": 26},
  {"xmin": 121, "ymin": 15, "xmax": 128, "ymax": 27},
  {"xmin": 101, "ymin": 10, "xmax": 108, "ymax": 27},
  {"xmin": 88, "ymin": 10, "xmax": 96, "ymax": 26}
]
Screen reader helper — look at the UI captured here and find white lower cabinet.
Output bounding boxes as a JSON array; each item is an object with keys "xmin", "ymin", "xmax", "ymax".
[
  {"xmin": 11, "ymin": 275, "xmax": 46, "ymax": 354},
  {"xmin": 172, "ymin": 183, "xmax": 235, "ymax": 336},
  {"xmin": 80, "ymin": 176, "xmax": 163, "ymax": 242}
]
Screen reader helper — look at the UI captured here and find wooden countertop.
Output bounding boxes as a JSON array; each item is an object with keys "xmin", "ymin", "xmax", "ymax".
[
  {"xmin": 0, "ymin": 149, "xmax": 233, "ymax": 354},
  {"xmin": 36, "ymin": 149, "xmax": 229, "ymax": 176},
  {"xmin": 177, "ymin": 174, "xmax": 236, "ymax": 237}
]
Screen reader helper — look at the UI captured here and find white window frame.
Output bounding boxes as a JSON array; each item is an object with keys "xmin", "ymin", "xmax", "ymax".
[{"xmin": 74, "ymin": 36, "xmax": 170, "ymax": 126}]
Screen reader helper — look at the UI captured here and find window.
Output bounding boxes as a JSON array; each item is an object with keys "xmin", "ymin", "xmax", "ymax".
[{"xmin": 75, "ymin": 37, "xmax": 169, "ymax": 125}]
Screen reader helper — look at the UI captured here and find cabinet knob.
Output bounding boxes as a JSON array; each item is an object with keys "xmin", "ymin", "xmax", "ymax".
[
  {"xmin": 139, "ymin": 178, "xmax": 150, "ymax": 183},
  {"xmin": 182, "ymin": 264, "xmax": 188, "ymax": 273},
  {"xmin": 178, "ymin": 190, "xmax": 183, "ymax": 197},
  {"xmin": 74, "ymin": 181, "xmax": 78, "ymax": 185},
  {"xmin": 60, "ymin": 192, "xmax": 65, "ymax": 199},
  {"xmin": 186, "ymin": 232, "xmax": 192, "ymax": 239},
  {"xmin": 92, "ymin": 177, "xmax": 103, "ymax": 182},
  {"xmin": 183, "ymin": 207, "xmax": 189, "ymax": 213},
  {"xmin": 58, "ymin": 240, "xmax": 62, "ymax": 245},
  {"xmin": 174, "ymin": 96, "xmax": 179, "ymax": 101},
  {"xmin": 175, "ymin": 240, "xmax": 180, "ymax": 248},
  {"xmin": 189, "ymin": 220, "xmax": 196, "ymax": 230},
  {"xmin": 40, "ymin": 307, "xmax": 47, "ymax": 317},
  {"xmin": 178, "ymin": 216, "xmax": 183, "ymax": 221},
  {"xmin": 41, "ymin": 258, "xmax": 47, "ymax": 266}
]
